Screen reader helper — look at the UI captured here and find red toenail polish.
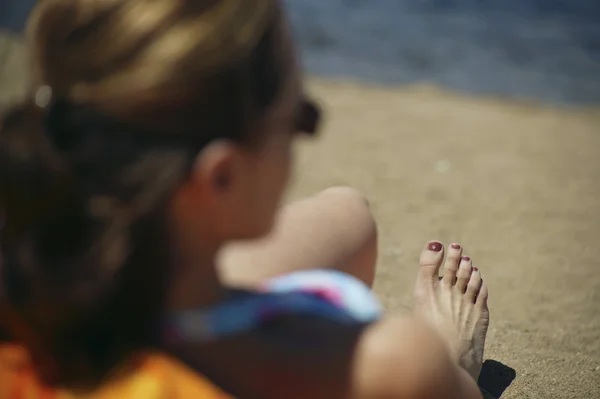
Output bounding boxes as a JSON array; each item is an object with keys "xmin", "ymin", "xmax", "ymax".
[
  {"xmin": 428, "ymin": 242, "xmax": 443, "ymax": 252},
  {"xmin": 451, "ymin": 243, "xmax": 461, "ymax": 249},
  {"xmin": 473, "ymin": 267, "xmax": 479, "ymax": 272},
  {"xmin": 461, "ymin": 256, "xmax": 471, "ymax": 262}
]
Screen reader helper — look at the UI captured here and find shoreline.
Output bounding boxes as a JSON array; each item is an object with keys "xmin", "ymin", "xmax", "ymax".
[
  {"xmin": 307, "ymin": 76, "xmax": 600, "ymax": 115},
  {"xmin": 2, "ymin": 31, "xmax": 600, "ymax": 113}
]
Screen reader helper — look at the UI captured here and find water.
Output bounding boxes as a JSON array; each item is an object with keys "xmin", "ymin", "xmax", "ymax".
[
  {"xmin": 284, "ymin": 0, "xmax": 600, "ymax": 105},
  {"xmin": 2, "ymin": 0, "xmax": 600, "ymax": 105}
]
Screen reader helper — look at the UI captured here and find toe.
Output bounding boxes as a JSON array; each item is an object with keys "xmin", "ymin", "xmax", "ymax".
[
  {"xmin": 417, "ymin": 241, "xmax": 445, "ymax": 285},
  {"xmin": 442, "ymin": 243, "xmax": 463, "ymax": 286},
  {"xmin": 455, "ymin": 256, "xmax": 473, "ymax": 293},
  {"xmin": 476, "ymin": 280, "xmax": 489, "ymax": 310},
  {"xmin": 466, "ymin": 267, "xmax": 483, "ymax": 302}
]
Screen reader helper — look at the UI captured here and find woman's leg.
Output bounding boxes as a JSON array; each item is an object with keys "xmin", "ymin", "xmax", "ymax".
[{"xmin": 218, "ymin": 186, "xmax": 378, "ymax": 288}]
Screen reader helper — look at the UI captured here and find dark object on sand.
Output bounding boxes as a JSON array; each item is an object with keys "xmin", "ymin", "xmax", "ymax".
[{"xmin": 478, "ymin": 359, "xmax": 517, "ymax": 398}]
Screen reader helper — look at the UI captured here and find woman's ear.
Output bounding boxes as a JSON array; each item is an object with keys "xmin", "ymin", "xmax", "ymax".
[
  {"xmin": 174, "ymin": 140, "xmax": 248, "ymax": 216},
  {"xmin": 192, "ymin": 140, "xmax": 241, "ymax": 195}
]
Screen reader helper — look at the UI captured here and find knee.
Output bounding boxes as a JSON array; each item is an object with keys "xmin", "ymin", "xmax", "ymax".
[
  {"xmin": 319, "ymin": 186, "xmax": 371, "ymax": 210},
  {"xmin": 319, "ymin": 186, "xmax": 378, "ymax": 258},
  {"xmin": 310, "ymin": 187, "xmax": 378, "ymax": 286}
]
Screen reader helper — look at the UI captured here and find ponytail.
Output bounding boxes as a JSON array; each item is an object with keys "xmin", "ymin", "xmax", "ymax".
[{"xmin": 0, "ymin": 95, "xmax": 187, "ymax": 387}]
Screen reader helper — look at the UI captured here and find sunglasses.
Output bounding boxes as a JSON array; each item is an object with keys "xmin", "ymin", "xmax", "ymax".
[{"xmin": 295, "ymin": 97, "xmax": 322, "ymax": 136}]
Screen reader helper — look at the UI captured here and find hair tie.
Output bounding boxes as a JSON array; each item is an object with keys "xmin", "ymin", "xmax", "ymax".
[{"xmin": 34, "ymin": 85, "xmax": 53, "ymax": 109}]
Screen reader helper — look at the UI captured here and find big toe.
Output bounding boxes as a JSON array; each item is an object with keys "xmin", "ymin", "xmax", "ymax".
[{"xmin": 416, "ymin": 241, "xmax": 445, "ymax": 287}]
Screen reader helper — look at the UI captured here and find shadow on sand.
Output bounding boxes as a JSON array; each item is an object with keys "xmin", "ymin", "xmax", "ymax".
[{"xmin": 478, "ymin": 360, "xmax": 516, "ymax": 398}]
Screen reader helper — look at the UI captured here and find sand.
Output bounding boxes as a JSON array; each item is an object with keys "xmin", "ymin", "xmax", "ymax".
[{"xmin": 2, "ymin": 31, "xmax": 600, "ymax": 398}]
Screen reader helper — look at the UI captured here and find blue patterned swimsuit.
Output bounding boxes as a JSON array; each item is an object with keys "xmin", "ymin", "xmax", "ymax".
[{"xmin": 163, "ymin": 270, "xmax": 382, "ymax": 343}]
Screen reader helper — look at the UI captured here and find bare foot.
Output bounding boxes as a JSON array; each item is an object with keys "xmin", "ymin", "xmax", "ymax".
[{"xmin": 413, "ymin": 241, "xmax": 490, "ymax": 380}]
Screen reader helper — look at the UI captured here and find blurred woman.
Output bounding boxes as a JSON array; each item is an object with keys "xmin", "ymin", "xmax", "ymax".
[{"xmin": 0, "ymin": 0, "xmax": 489, "ymax": 397}]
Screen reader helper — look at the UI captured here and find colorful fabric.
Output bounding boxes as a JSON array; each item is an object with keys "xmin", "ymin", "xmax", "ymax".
[
  {"xmin": 265, "ymin": 269, "xmax": 383, "ymax": 322},
  {"xmin": 164, "ymin": 269, "xmax": 382, "ymax": 344},
  {"xmin": 0, "ymin": 345, "xmax": 232, "ymax": 399}
]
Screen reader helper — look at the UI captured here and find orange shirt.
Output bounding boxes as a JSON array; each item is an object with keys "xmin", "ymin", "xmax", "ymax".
[{"xmin": 0, "ymin": 344, "xmax": 232, "ymax": 399}]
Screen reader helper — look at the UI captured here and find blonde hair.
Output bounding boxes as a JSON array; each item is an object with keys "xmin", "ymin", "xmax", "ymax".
[
  {"xmin": 0, "ymin": 0, "xmax": 285, "ymax": 388},
  {"xmin": 29, "ymin": 0, "xmax": 275, "ymax": 115}
]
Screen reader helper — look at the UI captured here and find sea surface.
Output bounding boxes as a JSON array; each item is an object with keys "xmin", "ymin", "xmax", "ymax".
[{"xmin": 2, "ymin": 0, "xmax": 600, "ymax": 105}]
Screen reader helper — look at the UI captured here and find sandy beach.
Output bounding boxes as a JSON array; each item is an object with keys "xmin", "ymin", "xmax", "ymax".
[
  {"xmin": 2, "ymin": 32, "xmax": 600, "ymax": 398},
  {"xmin": 296, "ymin": 79, "xmax": 600, "ymax": 399}
]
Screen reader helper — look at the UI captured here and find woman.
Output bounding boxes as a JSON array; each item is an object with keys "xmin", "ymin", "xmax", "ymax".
[{"xmin": 0, "ymin": 0, "xmax": 490, "ymax": 398}]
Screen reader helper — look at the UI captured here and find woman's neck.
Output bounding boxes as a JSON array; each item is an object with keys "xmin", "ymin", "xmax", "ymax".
[{"xmin": 166, "ymin": 229, "xmax": 229, "ymax": 312}]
